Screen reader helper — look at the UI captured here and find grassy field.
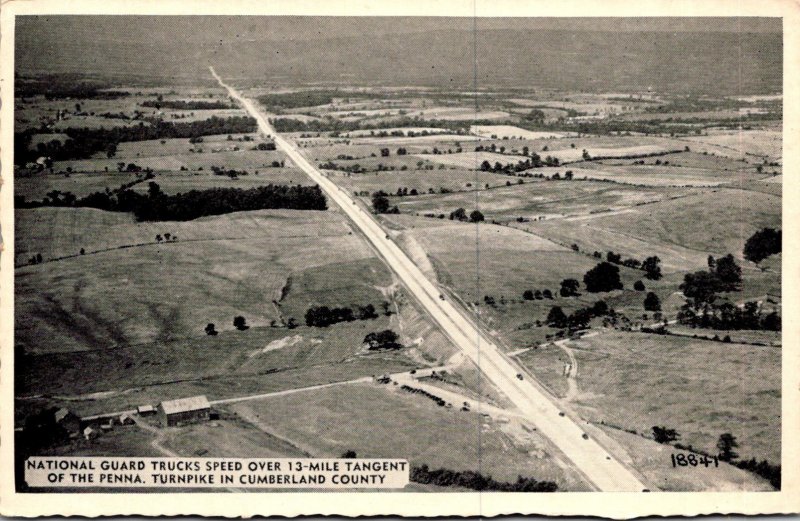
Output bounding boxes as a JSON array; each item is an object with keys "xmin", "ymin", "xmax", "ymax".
[
  {"xmin": 586, "ymin": 188, "xmax": 781, "ymax": 259},
  {"xmin": 550, "ymin": 331, "xmax": 780, "ymax": 463},
  {"xmin": 415, "ymin": 151, "xmax": 528, "ymax": 170},
  {"xmin": 15, "ymin": 208, "xmax": 381, "ymax": 352},
  {"xmin": 394, "ymin": 179, "xmax": 687, "ymax": 221},
  {"xmin": 682, "ymin": 129, "xmax": 782, "ymax": 160},
  {"xmin": 227, "ymin": 382, "xmax": 589, "ymax": 489},
  {"xmin": 470, "ymin": 125, "xmax": 570, "ymax": 140},
  {"xmin": 332, "ymin": 169, "xmax": 514, "ymax": 196}
]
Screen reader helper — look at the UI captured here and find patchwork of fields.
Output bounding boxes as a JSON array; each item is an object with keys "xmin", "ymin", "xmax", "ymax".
[{"xmin": 14, "ymin": 79, "xmax": 783, "ymax": 493}]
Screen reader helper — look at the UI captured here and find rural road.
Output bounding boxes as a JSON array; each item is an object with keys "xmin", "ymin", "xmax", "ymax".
[{"xmin": 212, "ymin": 67, "xmax": 649, "ymax": 492}]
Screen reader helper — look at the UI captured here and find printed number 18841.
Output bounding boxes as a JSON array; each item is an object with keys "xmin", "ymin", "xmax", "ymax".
[{"xmin": 671, "ymin": 453, "xmax": 719, "ymax": 468}]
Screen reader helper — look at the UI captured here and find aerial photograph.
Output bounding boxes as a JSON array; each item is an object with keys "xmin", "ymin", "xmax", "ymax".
[{"xmin": 12, "ymin": 16, "xmax": 782, "ymax": 493}]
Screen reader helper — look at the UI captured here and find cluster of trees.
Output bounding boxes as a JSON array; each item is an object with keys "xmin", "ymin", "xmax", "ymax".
[
  {"xmin": 651, "ymin": 427, "xmax": 780, "ymax": 490},
  {"xmin": 363, "ymin": 329, "xmax": 402, "ymax": 350},
  {"xmin": 547, "ymin": 300, "xmax": 611, "ymax": 331},
  {"xmin": 270, "ymin": 116, "xmax": 485, "ymax": 135},
  {"xmin": 399, "ymin": 384, "xmax": 447, "ymax": 407},
  {"xmin": 676, "ymin": 249, "xmax": 780, "ymax": 331},
  {"xmin": 141, "ymin": 99, "xmax": 232, "ymax": 110},
  {"xmin": 304, "ymin": 304, "xmax": 378, "ymax": 327},
  {"xmin": 522, "ymin": 289, "xmax": 554, "ymax": 301},
  {"xmin": 583, "ymin": 262, "xmax": 623, "ymax": 293},
  {"xmin": 449, "ymin": 208, "xmax": 484, "ymax": 222},
  {"xmin": 678, "ymin": 300, "xmax": 780, "ymax": 331},
  {"xmin": 479, "ymin": 155, "xmax": 560, "ymax": 174},
  {"xmin": 27, "ymin": 253, "xmax": 44, "ymax": 265},
  {"xmin": 16, "ymin": 77, "xmax": 130, "ymax": 100},
  {"xmin": 371, "ymin": 191, "xmax": 399, "ymax": 214},
  {"xmin": 16, "ymin": 115, "xmax": 257, "ymax": 165},
  {"xmin": 559, "ymin": 279, "xmax": 580, "ymax": 297},
  {"xmin": 257, "ymin": 90, "xmax": 371, "ymax": 110},
  {"xmin": 254, "ymin": 142, "xmax": 277, "ymax": 151},
  {"xmin": 680, "ymin": 254, "xmax": 743, "ymax": 308},
  {"xmin": 22, "ymin": 182, "xmax": 327, "ymax": 221},
  {"xmin": 410, "ymin": 465, "xmax": 557, "ymax": 492},
  {"xmin": 599, "ymin": 251, "xmax": 662, "ymax": 280},
  {"xmin": 744, "ymin": 228, "xmax": 781, "ymax": 263},
  {"xmin": 211, "ymin": 166, "xmax": 249, "ymax": 179}
]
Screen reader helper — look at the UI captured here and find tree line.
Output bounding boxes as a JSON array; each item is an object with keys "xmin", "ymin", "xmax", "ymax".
[
  {"xmin": 304, "ymin": 304, "xmax": 380, "ymax": 327},
  {"xmin": 16, "ymin": 115, "xmax": 257, "ymax": 165},
  {"xmin": 410, "ymin": 464, "xmax": 557, "ymax": 492},
  {"xmin": 19, "ymin": 181, "xmax": 327, "ymax": 221},
  {"xmin": 140, "ymin": 99, "xmax": 233, "ymax": 110}
]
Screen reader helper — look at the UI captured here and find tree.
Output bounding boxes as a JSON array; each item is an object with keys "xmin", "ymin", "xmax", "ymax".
[
  {"xmin": 644, "ymin": 292, "xmax": 661, "ymax": 312},
  {"xmin": 542, "ymin": 289, "xmax": 553, "ymax": 299},
  {"xmin": 634, "ymin": 280, "xmax": 645, "ymax": 291},
  {"xmin": 583, "ymin": 262, "xmax": 623, "ymax": 293},
  {"xmin": 469, "ymin": 210, "xmax": 485, "ymax": 223},
  {"xmin": 680, "ymin": 270, "xmax": 721, "ymax": 307},
  {"xmin": 652, "ymin": 426, "xmax": 679, "ymax": 444},
  {"xmin": 547, "ymin": 306, "xmax": 568, "ymax": 328},
  {"xmin": 533, "ymin": 290, "xmax": 543, "ymax": 300},
  {"xmin": 559, "ymin": 279, "xmax": 580, "ymax": 297},
  {"xmin": 79, "ymin": 248, "xmax": 86, "ymax": 255},
  {"xmin": 233, "ymin": 316, "xmax": 248, "ymax": 331},
  {"xmin": 714, "ymin": 254, "xmax": 742, "ymax": 290},
  {"xmin": 522, "ymin": 290, "xmax": 534, "ymax": 301},
  {"xmin": 744, "ymin": 228, "xmax": 781, "ymax": 262},
  {"xmin": 380, "ymin": 148, "xmax": 390, "ymax": 157},
  {"xmin": 449, "ymin": 208, "xmax": 467, "ymax": 221},
  {"xmin": 717, "ymin": 433, "xmax": 739, "ymax": 462},
  {"xmin": 642, "ymin": 256, "xmax": 663, "ymax": 280},
  {"xmin": 371, "ymin": 190, "xmax": 390, "ymax": 214},
  {"xmin": 364, "ymin": 329, "xmax": 401, "ymax": 350},
  {"xmin": 480, "ymin": 160, "xmax": 491, "ymax": 171},
  {"xmin": 341, "ymin": 450, "xmax": 357, "ymax": 458},
  {"xmin": 591, "ymin": 300, "xmax": 609, "ymax": 316},
  {"xmin": 205, "ymin": 323, "xmax": 218, "ymax": 336},
  {"xmin": 567, "ymin": 308, "xmax": 592, "ymax": 330}
]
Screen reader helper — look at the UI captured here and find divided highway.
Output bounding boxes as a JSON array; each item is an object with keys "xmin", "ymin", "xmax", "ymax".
[{"xmin": 211, "ymin": 67, "xmax": 649, "ymax": 492}]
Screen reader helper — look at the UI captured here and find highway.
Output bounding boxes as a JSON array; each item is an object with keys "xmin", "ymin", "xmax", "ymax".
[{"xmin": 211, "ymin": 67, "xmax": 649, "ymax": 492}]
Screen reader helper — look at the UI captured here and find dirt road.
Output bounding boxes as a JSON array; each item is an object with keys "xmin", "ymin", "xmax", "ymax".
[{"xmin": 211, "ymin": 67, "xmax": 649, "ymax": 492}]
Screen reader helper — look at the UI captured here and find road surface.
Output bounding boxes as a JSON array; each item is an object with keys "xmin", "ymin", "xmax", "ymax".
[{"xmin": 211, "ymin": 67, "xmax": 649, "ymax": 492}]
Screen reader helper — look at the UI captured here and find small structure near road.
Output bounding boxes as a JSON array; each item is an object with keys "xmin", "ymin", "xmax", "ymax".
[
  {"xmin": 137, "ymin": 404, "xmax": 155, "ymax": 416},
  {"xmin": 157, "ymin": 395, "xmax": 211, "ymax": 427}
]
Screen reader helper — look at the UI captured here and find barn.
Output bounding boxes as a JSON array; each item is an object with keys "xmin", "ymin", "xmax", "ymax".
[{"xmin": 157, "ymin": 396, "xmax": 211, "ymax": 427}]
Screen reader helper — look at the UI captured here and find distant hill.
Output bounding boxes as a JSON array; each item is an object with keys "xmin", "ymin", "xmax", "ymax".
[{"xmin": 15, "ymin": 16, "xmax": 781, "ymax": 95}]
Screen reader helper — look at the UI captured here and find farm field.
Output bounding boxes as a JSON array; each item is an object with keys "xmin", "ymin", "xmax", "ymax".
[
  {"xmin": 533, "ymin": 331, "xmax": 781, "ymax": 464},
  {"xmin": 585, "ymin": 188, "xmax": 781, "ymax": 259},
  {"xmin": 471, "ymin": 125, "xmax": 571, "ymax": 140},
  {"xmin": 393, "ymin": 179, "xmax": 687, "ymax": 220},
  {"xmin": 681, "ymin": 130, "xmax": 782, "ymax": 160},
  {"xmin": 227, "ymin": 382, "xmax": 590, "ymax": 489},
  {"xmin": 331, "ymin": 168, "xmax": 514, "ymax": 196},
  {"xmin": 13, "ymin": 61, "xmax": 783, "ymax": 496}
]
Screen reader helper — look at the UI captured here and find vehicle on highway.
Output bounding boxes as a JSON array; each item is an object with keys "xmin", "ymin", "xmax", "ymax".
[{"xmin": 516, "ymin": 373, "xmax": 524, "ymax": 380}]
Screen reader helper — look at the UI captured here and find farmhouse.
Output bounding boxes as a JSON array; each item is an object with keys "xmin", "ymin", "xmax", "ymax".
[{"xmin": 157, "ymin": 395, "xmax": 211, "ymax": 427}]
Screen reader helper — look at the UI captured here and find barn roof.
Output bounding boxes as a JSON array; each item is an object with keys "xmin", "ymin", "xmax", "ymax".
[
  {"xmin": 159, "ymin": 395, "xmax": 210, "ymax": 415},
  {"xmin": 54, "ymin": 408, "xmax": 73, "ymax": 423}
]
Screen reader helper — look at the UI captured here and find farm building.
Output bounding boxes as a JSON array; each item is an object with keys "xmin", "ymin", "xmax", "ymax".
[
  {"xmin": 157, "ymin": 395, "xmax": 211, "ymax": 427},
  {"xmin": 137, "ymin": 405, "xmax": 155, "ymax": 416},
  {"xmin": 53, "ymin": 408, "xmax": 81, "ymax": 436}
]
